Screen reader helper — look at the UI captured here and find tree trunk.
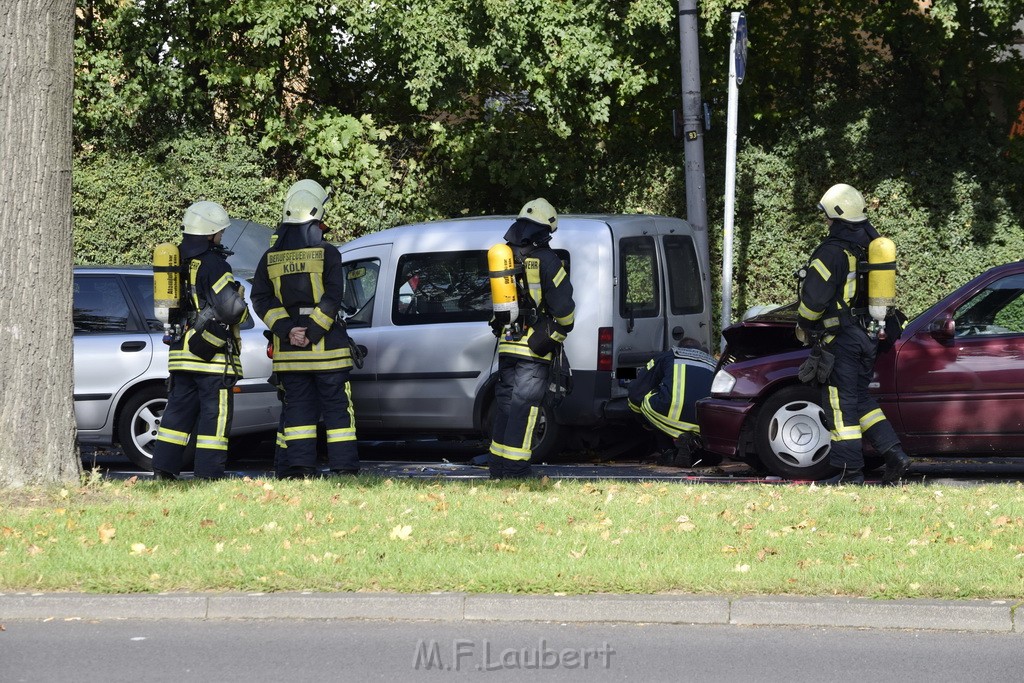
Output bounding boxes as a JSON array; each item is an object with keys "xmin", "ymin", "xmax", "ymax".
[{"xmin": 0, "ymin": 0, "xmax": 80, "ymax": 486}]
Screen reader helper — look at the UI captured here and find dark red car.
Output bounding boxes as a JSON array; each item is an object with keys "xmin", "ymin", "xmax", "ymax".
[{"xmin": 697, "ymin": 261, "xmax": 1024, "ymax": 480}]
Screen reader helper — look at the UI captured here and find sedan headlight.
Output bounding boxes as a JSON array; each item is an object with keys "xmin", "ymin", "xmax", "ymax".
[{"xmin": 710, "ymin": 369, "xmax": 736, "ymax": 395}]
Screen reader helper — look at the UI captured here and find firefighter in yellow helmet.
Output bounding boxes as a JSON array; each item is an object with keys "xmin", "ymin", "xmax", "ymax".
[
  {"xmin": 796, "ymin": 183, "xmax": 911, "ymax": 484},
  {"xmin": 152, "ymin": 201, "xmax": 249, "ymax": 480},
  {"xmin": 488, "ymin": 198, "xmax": 575, "ymax": 479},
  {"xmin": 251, "ymin": 179, "xmax": 360, "ymax": 478}
]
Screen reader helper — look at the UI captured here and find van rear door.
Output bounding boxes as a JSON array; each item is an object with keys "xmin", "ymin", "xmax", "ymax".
[
  {"xmin": 615, "ymin": 221, "xmax": 711, "ymax": 373},
  {"xmin": 660, "ymin": 230, "xmax": 710, "ymax": 349}
]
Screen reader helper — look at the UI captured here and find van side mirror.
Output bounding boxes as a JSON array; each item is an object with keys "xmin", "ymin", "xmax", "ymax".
[{"xmin": 930, "ymin": 317, "xmax": 955, "ymax": 341}]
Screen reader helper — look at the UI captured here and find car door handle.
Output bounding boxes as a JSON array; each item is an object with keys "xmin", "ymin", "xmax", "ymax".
[
  {"xmin": 120, "ymin": 341, "xmax": 147, "ymax": 352},
  {"xmin": 672, "ymin": 326, "xmax": 684, "ymax": 340}
]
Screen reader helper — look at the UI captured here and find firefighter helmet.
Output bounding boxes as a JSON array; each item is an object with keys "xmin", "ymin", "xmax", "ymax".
[
  {"xmin": 518, "ymin": 198, "xmax": 558, "ymax": 233},
  {"xmin": 282, "ymin": 188, "xmax": 328, "ymax": 225},
  {"xmin": 283, "ymin": 179, "xmax": 331, "ymax": 223},
  {"xmin": 182, "ymin": 201, "xmax": 230, "ymax": 236},
  {"xmin": 818, "ymin": 183, "xmax": 867, "ymax": 223}
]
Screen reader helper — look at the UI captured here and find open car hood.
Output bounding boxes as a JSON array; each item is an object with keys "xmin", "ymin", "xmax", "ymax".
[{"xmin": 721, "ymin": 303, "xmax": 806, "ymax": 362}]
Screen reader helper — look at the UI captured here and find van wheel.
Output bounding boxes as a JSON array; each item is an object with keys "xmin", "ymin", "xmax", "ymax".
[
  {"xmin": 483, "ymin": 400, "xmax": 565, "ymax": 464},
  {"xmin": 116, "ymin": 386, "xmax": 195, "ymax": 472},
  {"xmin": 529, "ymin": 404, "xmax": 564, "ymax": 463},
  {"xmin": 753, "ymin": 385, "xmax": 835, "ymax": 480}
]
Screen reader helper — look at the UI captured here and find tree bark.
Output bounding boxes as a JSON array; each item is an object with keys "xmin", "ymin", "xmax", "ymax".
[{"xmin": 0, "ymin": 0, "xmax": 80, "ymax": 486}]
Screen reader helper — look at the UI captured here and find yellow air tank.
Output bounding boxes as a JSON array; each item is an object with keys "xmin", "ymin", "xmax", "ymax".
[
  {"xmin": 487, "ymin": 243, "xmax": 519, "ymax": 325},
  {"xmin": 867, "ymin": 237, "xmax": 896, "ymax": 324},
  {"xmin": 153, "ymin": 242, "xmax": 181, "ymax": 326}
]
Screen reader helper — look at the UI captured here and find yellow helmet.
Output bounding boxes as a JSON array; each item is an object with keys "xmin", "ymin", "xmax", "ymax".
[
  {"xmin": 182, "ymin": 201, "xmax": 230, "ymax": 236},
  {"xmin": 818, "ymin": 183, "xmax": 867, "ymax": 223},
  {"xmin": 283, "ymin": 179, "xmax": 331, "ymax": 223},
  {"xmin": 518, "ymin": 198, "xmax": 558, "ymax": 233}
]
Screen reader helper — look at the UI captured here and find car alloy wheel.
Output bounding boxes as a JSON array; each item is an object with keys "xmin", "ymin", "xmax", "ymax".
[{"xmin": 754, "ymin": 385, "xmax": 835, "ymax": 480}]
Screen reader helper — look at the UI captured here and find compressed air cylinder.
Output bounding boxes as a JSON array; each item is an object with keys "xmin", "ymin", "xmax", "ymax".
[
  {"xmin": 487, "ymin": 243, "xmax": 519, "ymax": 325},
  {"xmin": 867, "ymin": 237, "xmax": 896, "ymax": 323},
  {"xmin": 153, "ymin": 242, "xmax": 181, "ymax": 326}
]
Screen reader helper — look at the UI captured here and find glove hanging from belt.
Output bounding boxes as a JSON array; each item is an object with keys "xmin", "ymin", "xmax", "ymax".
[{"xmin": 797, "ymin": 344, "xmax": 835, "ymax": 384}]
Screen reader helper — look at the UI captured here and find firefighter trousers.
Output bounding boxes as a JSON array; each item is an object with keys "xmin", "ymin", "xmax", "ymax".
[
  {"xmin": 821, "ymin": 326, "xmax": 901, "ymax": 470},
  {"xmin": 489, "ymin": 355, "xmax": 549, "ymax": 478},
  {"xmin": 153, "ymin": 372, "xmax": 234, "ymax": 478},
  {"xmin": 279, "ymin": 370, "xmax": 358, "ymax": 476}
]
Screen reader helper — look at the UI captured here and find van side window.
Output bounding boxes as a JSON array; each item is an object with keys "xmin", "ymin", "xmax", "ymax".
[
  {"xmin": 341, "ymin": 258, "xmax": 380, "ymax": 328},
  {"xmin": 392, "ymin": 251, "xmax": 492, "ymax": 325},
  {"xmin": 664, "ymin": 235, "xmax": 704, "ymax": 315},
  {"xmin": 620, "ymin": 237, "xmax": 659, "ymax": 319}
]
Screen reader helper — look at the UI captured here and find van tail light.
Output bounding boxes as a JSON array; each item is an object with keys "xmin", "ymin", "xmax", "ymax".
[{"xmin": 597, "ymin": 327, "xmax": 613, "ymax": 372}]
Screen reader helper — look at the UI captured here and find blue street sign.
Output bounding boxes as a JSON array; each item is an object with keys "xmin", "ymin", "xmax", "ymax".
[{"xmin": 735, "ymin": 13, "xmax": 747, "ymax": 86}]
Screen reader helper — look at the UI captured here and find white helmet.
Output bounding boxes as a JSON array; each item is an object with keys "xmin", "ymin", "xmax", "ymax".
[
  {"xmin": 818, "ymin": 183, "xmax": 867, "ymax": 223},
  {"xmin": 182, "ymin": 201, "xmax": 230, "ymax": 236},
  {"xmin": 282, "ymin": 179, "xmax": 331, "ymax": 224},
  {"xmin": 518, "ymin": 198, "xmax": 558, "ymax": 233}
]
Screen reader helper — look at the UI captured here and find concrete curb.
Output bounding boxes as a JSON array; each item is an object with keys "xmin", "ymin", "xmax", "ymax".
[{"xmin": 1, "ymin": 592, "xmax": 1020, "ymax": 633}]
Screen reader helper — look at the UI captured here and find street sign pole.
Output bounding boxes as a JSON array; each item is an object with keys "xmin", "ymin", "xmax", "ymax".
[
  {"xmin": 677, "ymin": 0, "xmax": 709, "ymax": 280},
  {"xmin": 721, "ymin": 11, "xmax": 746, "ymax": 338}
]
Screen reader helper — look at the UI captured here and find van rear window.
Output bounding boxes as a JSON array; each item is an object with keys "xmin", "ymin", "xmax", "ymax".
[
  {"xmin": 664, "ymin": 235, "xmax": 704, "ymax": 315},
  {"xmin": 620, "ymin": 237, "xmax": 659, "ymax": 318}
]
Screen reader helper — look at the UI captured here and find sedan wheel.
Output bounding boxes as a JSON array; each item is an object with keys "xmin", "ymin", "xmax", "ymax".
[
  {"xmin": 753, "ymin": 385, "xmax": 835, "ymax": 480},
  {"xmin": 116, "ymin": 385, "xmax": 194, "ymax": 472}
]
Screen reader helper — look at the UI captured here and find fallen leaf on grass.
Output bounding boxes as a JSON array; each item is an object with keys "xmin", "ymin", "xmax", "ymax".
[
  {"xmin": 98, "ymin": 523, "xmax": 116, "ymax": 544},
  {"xmin": 26, "ymin": 545, "xmax": 42, "ymax": 556},
  {"xmin": 734, "ymin": 564, "xmax": 750, "ymax": 573},
  {"xmin": 123, "ymin": 476, "xmax": 138, "ymax": 488},
  {"xmin": 499, "ymin": 527, "xmax": 517, "ymax": 537},
  {"xmin": 569, "ymin": 546, "xmax": 587, "ymax": 559},
  {"xmin": 199, "ymin": 519, "xmax": 215, "ymax": 528},
  {"xmin": 493, "ymin": 543, "xmax": 516, "ymax": 553},
  {"xmin": 129, "ymin": 543, "xmax": 155, "ymax": 556},
  {"xmin": 389, "ymin": 525, "xmax": 413, "ymax": 541}
]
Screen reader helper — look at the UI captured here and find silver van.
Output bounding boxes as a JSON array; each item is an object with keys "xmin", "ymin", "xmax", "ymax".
[{"xmin": 339, "ymin": 214, "xmax": 711, "ymax": 459}]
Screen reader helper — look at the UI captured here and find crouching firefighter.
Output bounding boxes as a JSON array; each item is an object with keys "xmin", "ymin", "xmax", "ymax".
[
  {"xmin": 796, "ymin": 183, "xmax": 912, "ymax": 485},
  {"xmin": 152, "ymin": 201, "xmax": 249, "ymax": 480},
  {"xmin": 486, "ymin": 198, "xmax": 575, "ymax": 479},
  {"xmin": 627, "ymin": 339, "xmax": 719, "ymax": 468},
  {"xmin": 251, "ymin": 179, "xmax": 360, "ymax": 479}
]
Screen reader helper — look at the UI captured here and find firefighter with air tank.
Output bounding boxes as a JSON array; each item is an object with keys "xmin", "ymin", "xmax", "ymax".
[
  {"xmin": 151, "ymin": 201, "xmax": 250, "ymax": 480},
  {"xmin": 796, "ymin": 183, "xmax": 912, "ymax": 485},
  {"xmin": 486, "ymin": 198, "xmax": 575, "ymax": 479},
  {"xmin": 251, "ymin": 179, "xmax": 361, "ymax": 479}
]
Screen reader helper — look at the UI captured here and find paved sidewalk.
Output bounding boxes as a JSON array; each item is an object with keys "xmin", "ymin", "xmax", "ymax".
[{"xmin": 2, "ymin": 592, "xmax": 1021, "ymax": 633}]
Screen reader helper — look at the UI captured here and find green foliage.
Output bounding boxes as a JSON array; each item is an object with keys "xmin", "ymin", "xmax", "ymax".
[
  {"xmin": 72, "ymin": 0, "xmax": 1024, "ymax": 317},
  {"xmin": 74, "ymin": 135, "xmax": 286, "ymax": 264}
]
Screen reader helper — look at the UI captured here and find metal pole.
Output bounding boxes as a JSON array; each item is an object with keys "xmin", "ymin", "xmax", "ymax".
[
  {"xmin": 722, "ymin": 12, "xmax": 740, "ymax": 333},
  {"xmin": 677, "ymin": 0, "xmax": 709, "ymax": 274}
]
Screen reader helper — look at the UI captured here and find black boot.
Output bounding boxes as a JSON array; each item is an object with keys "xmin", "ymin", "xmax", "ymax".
[
  {"xmin": 820, "ymin": 468, "xmax": 865, "ymax": 485},
  {"xmin": 881, "ymin": 446, "xmax": 912, "ymax": 485}
]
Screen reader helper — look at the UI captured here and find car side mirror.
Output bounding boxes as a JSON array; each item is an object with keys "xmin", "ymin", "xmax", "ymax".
[{"xmin": 930, "ymin": 318, "xmax": 955, "ymax": 341}]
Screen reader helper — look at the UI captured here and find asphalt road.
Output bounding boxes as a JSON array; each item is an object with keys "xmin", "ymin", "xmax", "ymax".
[
  {"xmin": 2, "ymin": 618, "xmax": 1021, "ymax": 682},
  {"xmin": 81, "ymin": 439, "xmax": 1024, "ymax": 485}
]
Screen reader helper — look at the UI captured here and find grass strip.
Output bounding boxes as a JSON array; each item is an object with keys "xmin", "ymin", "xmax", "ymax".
[{"xmin": 1, "ymin": 476, "xmax": 1023, "ymax": 599}]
